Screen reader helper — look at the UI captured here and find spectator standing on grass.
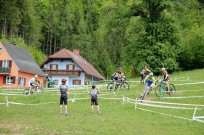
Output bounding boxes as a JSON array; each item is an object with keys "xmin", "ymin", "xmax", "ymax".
[
  {"xmin": 89, "ymin": 85, "xmax": 101, "ymax": 113},
  {"xmin": 59, "ymin": 78, "xmax": 69, "ymax": 114}
]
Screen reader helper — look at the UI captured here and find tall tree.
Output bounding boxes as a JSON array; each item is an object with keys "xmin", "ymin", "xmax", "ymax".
[{"xmin": 126, "ymin": 0, "xmax": 180, "ymax": 74}]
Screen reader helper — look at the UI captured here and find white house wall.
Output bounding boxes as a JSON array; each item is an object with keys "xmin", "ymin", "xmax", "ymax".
[{"xmin": 44, "ymin": 60, "xmax": 85, "ymax": 86}]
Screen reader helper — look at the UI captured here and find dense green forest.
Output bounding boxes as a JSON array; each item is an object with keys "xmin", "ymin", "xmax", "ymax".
[{"xmin": 0, "ymin": 0, "xmax": 204, "ymax": 78}]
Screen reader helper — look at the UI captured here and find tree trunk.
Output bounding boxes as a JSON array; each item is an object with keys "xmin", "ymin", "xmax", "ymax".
[
  {"xmin": 46, "ymin": 31, "xmax": 50, "ymax": 55},
  {"xmin": 54, "ymin": 33, "xmax": 56, "ymax": 53},
  {"xmin": 10, "ymin": 20, "xmax": 13, "ymax": 39},
  {"xmin": 49, "ymin": 30, "xmax": 52, "ymax": 55},
  {"xmin": 3, "ymin": 17, "xmax": 7, "ymax": 37}
]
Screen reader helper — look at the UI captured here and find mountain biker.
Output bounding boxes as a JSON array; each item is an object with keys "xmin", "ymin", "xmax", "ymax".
[
  {"xmin": 158, "ymin": 67, "xmax": 170, "ymax": 93},
  {"xmin": 140, "ymin": 66, "xmax": 151, "ymax": 84},
  {"xmin": 60, "ymin": 78, "xmax": 69, "ymax": 114},
  {"xmin": 29, "ymin": 75, "xmax": 39, "ymax": 94},
  {"xmin": 44, "ymin": 74, "xmax": 51, "ymax": 88},
  {"xmin": 111, "ymin": 67, "xmax": 124, "ymax": 91},
  {"xmin": 140, "ymin": 72, "xmax": 156, "ymax": 99}
]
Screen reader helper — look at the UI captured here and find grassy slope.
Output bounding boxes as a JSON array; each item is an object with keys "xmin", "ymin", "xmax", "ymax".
[{"xmin": 0, "ymin": 69, "xmax": 204, "ymax": 135}]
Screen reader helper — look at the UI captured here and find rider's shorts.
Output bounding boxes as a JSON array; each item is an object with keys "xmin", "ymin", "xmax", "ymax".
[
  {"xmin": 30, "ymin": 83, "xmax": 37, "ymax": 87},
  {"xmin": 145, "ymin": 81, "xmax": 154, "ymax": 88}
]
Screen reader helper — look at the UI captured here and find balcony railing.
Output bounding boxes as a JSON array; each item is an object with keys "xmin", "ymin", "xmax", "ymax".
[
  {"xmin": 0, "ymin": 67, "xmax": 10, "ymax": 74},
  {"xmin": 42, "ymin": 69, "xmax": 81, "ymax": 76}
]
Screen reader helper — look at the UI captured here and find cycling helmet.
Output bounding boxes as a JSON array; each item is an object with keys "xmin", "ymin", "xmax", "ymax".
[
  {"xmin": 149, "ymin": 72, "xmax": 153, "ymax": 76},
  {"xmin": 118, "ymin": 67, "xmax": 122, "ymax": 70},
  {"xmin": 161, "ymin": 67, "xmax": 166, "ymax": 71},
  {"xmin": 35, "ymin": 75, "xmax": 38, "ymax": 78},
  {"xmin": 61, "ymin": 78, "xmax": 67, "ymax": 82}
]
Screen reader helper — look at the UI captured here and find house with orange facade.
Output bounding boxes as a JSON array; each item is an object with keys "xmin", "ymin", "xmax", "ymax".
[
  {"xmin": 40, "ymin": 48, "xmax": 104, "ymax": 86},
  {"xmin": 0, "ymin": 42, "xmax": 44, "ymax": 88}
]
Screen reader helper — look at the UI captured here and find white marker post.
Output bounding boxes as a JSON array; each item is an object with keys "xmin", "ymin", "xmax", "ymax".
[
  {"xmin": 192, "ymin": 107, "xmax": 197, "ymax": 120},
  {"xmin": 135, "ymin": 98, "xmax": 138, "ymax": 110},
  {"xmin": 122, "ymin": 95, "xmax": 125, "ymax": 105},
  {"xmin": 6, "ymin": 96, "xmax": 9, "ymax": 107}
]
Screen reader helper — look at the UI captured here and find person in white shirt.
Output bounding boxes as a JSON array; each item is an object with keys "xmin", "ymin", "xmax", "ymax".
[{"xmin": 29, "ymin": 75, "xmax": 39, "ymax": 94}]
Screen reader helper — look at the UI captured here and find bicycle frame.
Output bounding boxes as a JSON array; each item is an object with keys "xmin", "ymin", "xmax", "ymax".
[
  {"xmin": 114, "ymin": 78, "xmax": 126, "ymax": 88},
  {"xmin": 156, "ymin": 81, "xmax": 168, "ymax": 97}
]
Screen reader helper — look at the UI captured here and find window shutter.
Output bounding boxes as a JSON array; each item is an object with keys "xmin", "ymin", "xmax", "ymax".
[
  {"xmin": 0, "ymin": 60, "xmax": 2, "ymax": 67},
  {"xmin": 9, "ymin": 60, "xmax": 12, "ymax": 67},
  {"xmin": 73, "ymin": 65, "xmax": 75, "ymax": 70},
  {"xmin": 3, "ymin": 76, "xmax": 6, "ymax": 84},
  {"xmin": 24, "ymin": 78, "xmax": 26, "ymax": 86},
  {"xmin": 18, "ymin": 77, "xmax": 21, "ymax": 85},
  {"xmin": 13, "ymin": 76, "xmax": 15, "ymax": 84},
  {"xmin": 56, "ymin": 64, "xmax": 58, "ymax": 70},
  {"xmin": 66, "ymin": 65, "xmax": 69, "ymax": 70}
]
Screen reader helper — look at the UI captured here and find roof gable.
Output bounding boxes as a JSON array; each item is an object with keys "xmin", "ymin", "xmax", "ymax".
[
  {"xmin": 1, "ymin": 42, "xmax": 44, "ymax": 76},
  {"xmin": 49, "ymin": 48, "xmax": 72, "ymax": 59},
  {"xmin": 43, "ymin": 48, "xmax": 105, "ymax": 80}
]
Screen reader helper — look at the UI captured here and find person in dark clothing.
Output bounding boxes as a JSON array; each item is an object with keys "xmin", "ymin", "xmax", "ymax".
[
  {"xmin": 89, "ymin": 85, "xmax": 100, "ymax": 113},
  {"xmin": 59, "ymin": 78, "xmax": 69, "ymax": 114}
]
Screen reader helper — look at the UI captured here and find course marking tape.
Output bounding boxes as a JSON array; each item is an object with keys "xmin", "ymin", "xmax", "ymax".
[
  {"xmin": 137, "ymin": 107, "xmax": 193, "ymax": 121},
  {"xmin": 162, "ymin": 96, "xmax": 204, "ymax": 99},
  {"xmin": 100, "ymin": 98, "xmax": 123, "ymax": 100},
  {"xmin": 174, "ymin": 82, "xmax": 204, "ymax": 86},
  {"xmin": 137, "ymin": 102, "xmax": 195, "ymax": 110},
  {"xmin": 176, "ymin": 89, "xmax": 204, "ymax": 93},
  {"xmin": 0, "ymin": 93, "xmax": 22, "ymax": 96},
  {"xmin": 194, "ymin": 116, "xmax": 204, "ymax": 119},
  {"xmin": 8, "ymin": 101, "xmax": 56, "ymax": 106},
  {"xmin": 124, "ymin": 97, "xmax": 204, "ymax": 110},
  {"xmin": 138, "ymin": 100, "xmax": 204, "ymax": 107}
]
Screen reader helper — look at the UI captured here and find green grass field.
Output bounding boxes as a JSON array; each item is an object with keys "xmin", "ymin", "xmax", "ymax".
[{"xmin": 0, "ymin": 69, "xmax": 204, "ymax": 135}]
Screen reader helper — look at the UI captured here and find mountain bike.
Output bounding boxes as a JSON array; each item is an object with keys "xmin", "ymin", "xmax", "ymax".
[
  {"xmin": 41, "ymin": 80, "xmax": 55, "ymax": 88},
  {"xmin": 155, "ymin": 80, "xmax": 176, "ymax": 97},
  {"xmin": 107, "ymin": 76, "xmax": 129, "ymax": 91},
  {"xmin": 23, "ymin": 84, "xmax": 44, "ymax": 95},
  {"xmin": 140, "ymin": 81, "xmax": 154, "ymax": 100}
]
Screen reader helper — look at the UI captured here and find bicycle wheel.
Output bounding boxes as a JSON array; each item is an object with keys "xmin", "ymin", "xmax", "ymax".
[
  {"xmin": 155, "ymin": 85, "xmax": 164, "ymax": 97},
  {"xmin": 23, "ymin": 89, "xmax": 29, "ymax": 95},
  {"xmin": 169, "ymin": 84, "xmax": 176, "ymax": 96},
  {"xmin": 141, "ymin": 89, "xmax": 148, "ymax": 100},
  {"xmin": 41, "ymin": 83, "xmax": 46, "ymax": 89},
  {"xmin": 120, "ymin": 82, "xmax": 129, "ymax": 91},
  {"xmin": 107, "ymin": 82, "xmax": 114, "ymax": 91},
  {"xmin": 38, "ymin": 87, "xmax": 44, "ymax": 94}
]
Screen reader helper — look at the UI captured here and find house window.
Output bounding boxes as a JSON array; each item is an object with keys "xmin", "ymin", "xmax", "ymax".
[
  {"xmin": 66, "ymin": 64, "xmax": 75, "ymax": 70},
  {"xmin": 53, "ymin": 79, "xmax": 59, "ymax": 85},
  {"xmin": 6, "ymin": 76, "xmax": 15, "ymax": 84},
  {"xmin": 50, "ymin": 64, "xmax": 58, "ymax": 70},
  {"xmin": 73, "ymin": 79, "xmax": 81, "ymax": 85},
  {"xmin": 3, "ymin": 60, "xmax": 10, "ymax": 67},
  {"xmin": 19, "ymin": 77, "xmax": 26, "ymax": 86},
  {"xmin": 0, "ymin": 48, "xmax": 2, "ymax": 55}
]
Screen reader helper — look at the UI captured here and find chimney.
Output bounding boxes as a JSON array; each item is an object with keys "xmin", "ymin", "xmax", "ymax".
[{"xmin": 73, "ymin": 49, "xmax": 79, "ymax": 55}]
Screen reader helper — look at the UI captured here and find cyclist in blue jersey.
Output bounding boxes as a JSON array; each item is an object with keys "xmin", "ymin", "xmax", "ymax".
[{"xmin": 140, "ymin": 72, "xmax": 156, "ymax": 98}]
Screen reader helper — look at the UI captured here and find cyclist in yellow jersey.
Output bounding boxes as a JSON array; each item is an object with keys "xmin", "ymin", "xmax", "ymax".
[{"xmin": 111, "ymin": 67, "xmax": 124, "ymax": 91}]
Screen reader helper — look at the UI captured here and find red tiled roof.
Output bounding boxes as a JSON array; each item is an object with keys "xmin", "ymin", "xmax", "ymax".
[
  {"xmin": 49, "ymin": 48, "xmax": 72, "ymax": 59},
  {"xmin": 45, "ymin": 48, "xmax": 105, "ymax": 80}
]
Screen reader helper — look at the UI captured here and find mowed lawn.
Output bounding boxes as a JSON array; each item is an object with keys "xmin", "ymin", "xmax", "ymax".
[{"xmin": 0, "ymin": 69, "xmax": 204, "ymax": 135}]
